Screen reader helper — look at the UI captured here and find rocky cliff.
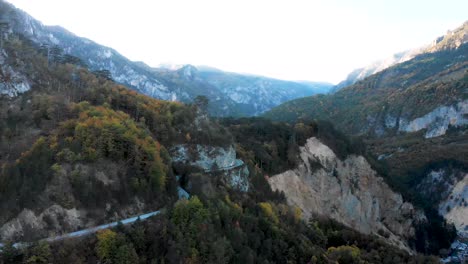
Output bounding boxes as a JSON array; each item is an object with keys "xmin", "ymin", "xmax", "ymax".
[
  {"xmin": 418, "ymin": 168, "xmax": 468, "ymax": 238},
  {"xmin": 171, "ymin": 144, "xmax": 249, "ymax": 191},
  {"xmin": 398, "ymin": 99, "xmax": 468, "ymax": 138},
  {"xmin": 0, "ymin": 47, "xmax": 30, "ymax": 97},
  {"xmin": 0, "ymin": 162, "xmax": 148, "ymax": 242},
  {"xmin": 268, "ymin": 137, "xmax": 425, "ymax": 250},
  {"xmin": 439, "ymin": 173, "xmax": 468, "ymax": 238}
]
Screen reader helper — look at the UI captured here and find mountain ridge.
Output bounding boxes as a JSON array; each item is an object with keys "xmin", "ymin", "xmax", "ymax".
[
  {"xmin": 0, "ymin": 0, "xmax": 332, "ymax": 116},
  {"xmin": 264, "ymin": 21, "xmax": 468, "ymax": 254},
  {"xmin": 332, "ymin": 21, "xmax": 468, "ymax": 92},
  {"xmin": 0, "ymin": 32, "xmax": 442, "ymax": 262}
]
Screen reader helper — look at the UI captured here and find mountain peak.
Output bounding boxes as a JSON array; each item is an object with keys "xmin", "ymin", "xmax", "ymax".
[
  {"xmin": 177, "ymin": 64, "xmax": 198, "ymax": 79},
  {"xmin": 426, "ymin": 20, "xmax": 468, "ymax": 53}
]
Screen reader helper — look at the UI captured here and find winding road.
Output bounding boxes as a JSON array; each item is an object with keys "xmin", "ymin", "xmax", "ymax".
[
  {"xmin": 0, "ymin": 210, "xmax": 161, "ymax": 250},
  {"xmin": 0, "ymin": 158, "xmax": 246, "ymax": 250},
  {"xmin": 203, "ymin": 159, "xmax": 245, "ymax": 173}
]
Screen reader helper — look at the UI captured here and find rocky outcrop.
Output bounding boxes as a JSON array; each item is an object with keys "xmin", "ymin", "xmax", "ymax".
[
  {"xmin": 171, "ymin": 144, "xmax": 249, "ymax": 191},
  {"xmin": 0, "ymin": 205, "xmax": 84, "ymax": 241},
  {"xmin": 418, "ymin": 168, "xmax": 468, "ymax": 262},
  {"xmin": 268, "ymin": 137, "xmax": 425, "ymax": 250},
  {"xmin": 426, "ymin": 21, "xmax": 468, "ymax": 53},
  {"xmin": 0, "ymin": 49, "xmax": 30, "ymax": 97},
  {"xmin": 172, "ymin": 144, "xmax": 237, "ymax": 170},
  {"xmin": 419, "ymin": 168, "xmax": 468, "ymax": 238},
  {"xmin": 399, "ymin": 100, "xmax": 468, "ymax": 138},
  {"xmin": 440, "ymin": 173, "xmax": 468, "ymax": 238}
]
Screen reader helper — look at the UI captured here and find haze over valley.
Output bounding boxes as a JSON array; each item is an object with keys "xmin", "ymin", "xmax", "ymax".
[{"xmin": 0, "ymin": 1, "xmax": 467, "ymax": 263}]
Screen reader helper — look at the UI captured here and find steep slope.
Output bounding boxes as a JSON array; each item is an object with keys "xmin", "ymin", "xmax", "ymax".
[
  {"xmin": 0, "ymin": 34, "xmax": 235, "ymax": 242},
  {"xmin": 268, "ymin": 137, "xmax": 424, "ymax": 251},
  {"xmin": 333, "ymin": 48, "xmax": 423, "ymax": 92},
  {"xmin": 332, "ymin": 21, "xmax": 467, "ymax": 92},
  {"xmin": 0, "ymin": 23, "xmax": 441, "ymax": 264},
  {"xmin": 222, "ymin": 118, "xmax": 457, "ymax": 254},
  {"xmin": 265, "ymin": 21, "xmax": 468, "ymax": 137},
  {"xmin": 0, "ymin": 0, "xmax": 329, "ymax": 116},
  {"xmin": 264, "ymin": 22, "xmax": 468, "ymax": 252},
  {"xmin": 416, "ymin": 167, "xmax": 468, "ymax": 238}
]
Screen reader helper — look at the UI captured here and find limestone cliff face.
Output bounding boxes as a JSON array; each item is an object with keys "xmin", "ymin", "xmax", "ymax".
[
  {"xmin": 439, "ymin": 173, "xmax": 468, "ymax": 238},
  {"xmin": 171, "ymin": 144, "xmax": 237, "ymax": 170},
  {"xmin": 0, "ymin": 205, "xmax": 84, "ymax": 242},
  {"xmin": 171, "ymin": 144, "xmax": 249, "ymax": 191},
  {"xmin": 418, "ymin": 169, "xmax": 468, "ymax": 238},
  {"xmin": 0, "ymin": 48, "xmax": 31, "ymax": 97},
  {"xmin": 398, "ymin": 99, "xmax": 468, "ymax": 138},
  {"xmin": 268, "ymin": 137, "xmax": 425, "ymax": 250}
]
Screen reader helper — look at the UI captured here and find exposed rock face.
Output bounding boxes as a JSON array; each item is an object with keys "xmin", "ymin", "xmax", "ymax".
[
  {"xmin": 0, "ymin": 161, "xmax": 150, "ymax": 242},
  {"xmin": 418, "ymin": 169, "xmax": 468, "ymax": 238},
  {"xmin": 0, "ymin": 49, "xmax": 30, "ymax": 97},
  {"xmin": 426, "ymin": 21, "xmax": 468, "ymax": 53},
  {"xmin": 399, "ymin": 99, "xmax": 468, "ymax": 138},
  {"xmin": 171, "ymin": 144, "xmax": 249, "ymax": 191},
  {"xmin": 220, "ymin": 161, "xmax": 250, "ymax": 192},
  {"xmin": 171, "ymin": 144, "xmax": 237, "ymax": 170},
  {"xmin": 440, "ymin": 173, "xmax": 468, "ymax": 238},
  {"xmin": 268, "ymin": 137, "xmax": 425, "ymax": 249},
  {"xmin": 0, "ymin": 205, "xmax": 84, "ymax": 241},
  {"xmin": 418, "ymin": 168, "xmax": 468, "ymax": 262}
]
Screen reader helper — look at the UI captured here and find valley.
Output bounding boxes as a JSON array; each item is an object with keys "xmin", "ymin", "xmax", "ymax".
[{"xmin": 0, "ymin": 0, "xmax": 467, "ymax": 263}]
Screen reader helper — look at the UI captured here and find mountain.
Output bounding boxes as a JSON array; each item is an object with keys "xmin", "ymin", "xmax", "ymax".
[
  {"xmin": 264, "ymin": 21, "xmax": 468, "ymax": 251},
  {"xmin": 141, "ymin": 64, "xmax": 333, "ymax": 116},
  {"xmin": 332, "ymin": 21, "xmax": 468, "ymax": 92},
  {"xmin": 332, "ymin": 48, "xmax": 423, "ymax": 92},
  {"xmin": 195, "ymin": 69, "xmax": 333, "ymax": 116},
  {"xmin": 0, "ymin": 1, "xmax": 459, "ymax": 262},
  {"xmin": 0, "ymin": 19, "xmax": 442, "ymax": 263},
  {"xmin": 265, "ymin": 21, "xmax": 468, "ymax": 135},
  {"xmin": 0, "ymin": 1, "xmax": 331, "ymax": 117}
]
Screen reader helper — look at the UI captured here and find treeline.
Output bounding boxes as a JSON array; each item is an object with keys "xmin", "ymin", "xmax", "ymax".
[
  {"xmin": 221, "ymin": 117, "xmax": 365, "ymax": 175},
  {"xmin": 1, "ymin": 196, "xmax": 439, "ymax": 264},
  {"xmin": 0, "ymin": 35, "xmax": 229, "ymax": 229},
  {"xmin": 0, "ymin": 30, "xmax": 453, "ymax": 262},
  {"xmin": 0, "ymin": 102, "xmax": 172, "ymax": 225}
]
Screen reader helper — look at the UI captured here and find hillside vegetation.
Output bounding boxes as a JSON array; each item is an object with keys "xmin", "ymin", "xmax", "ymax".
[
  {"xmin": 0, "ymin": 32, "xmax": 443, "ymax": 263},
  {"xmin": 263, "ymin": 24, "xmax": 468, "ymax": 257}
]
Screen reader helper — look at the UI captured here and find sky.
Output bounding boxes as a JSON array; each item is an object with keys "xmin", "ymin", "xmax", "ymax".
[{"xmin": 6, "ymin": 0, "xmax": 468, "ymax": 84}]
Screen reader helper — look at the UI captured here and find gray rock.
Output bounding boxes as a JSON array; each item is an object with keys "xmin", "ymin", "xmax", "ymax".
[
  {"xmin": 399, "ymin": 99, "xmax": 468, "ymax": 138},
  {"xmin": 268, "ymin": 137, "xmax": 425, "ymax": 251}
]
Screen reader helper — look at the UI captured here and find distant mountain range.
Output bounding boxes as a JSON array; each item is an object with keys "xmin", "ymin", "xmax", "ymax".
[
  {"xmin": 0, "ymin": 0, "xmax": 464, "ymax": 259},
  {"xmin": 332, "ymin": 21, "xmax": 468, "ymax": 92},
  {"xmin": 0, "ymin": 1, "xmax": 332, "ymax": 116}
]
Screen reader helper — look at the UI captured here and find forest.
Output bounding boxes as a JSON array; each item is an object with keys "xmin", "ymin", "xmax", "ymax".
[{"xmin": 0, "ymin": 33, "xmax": 451, "ymax": 263}]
